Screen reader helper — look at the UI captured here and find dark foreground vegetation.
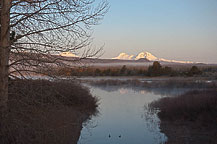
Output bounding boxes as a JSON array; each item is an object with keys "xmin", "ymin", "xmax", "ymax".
[
  {"xmin": 151, "ymin": 90, "xmax": 217, "ymax": 123},
  {"xmin": 0, "ymin": 79, "xmax": 98, "ymax": 144},
  {"xmin": 51, "ymin": 61, "xmax": 217, "ymax": 78},
  {"xmin": 150, "ymin": 90, "xmax": 217, "ymax": 144}
]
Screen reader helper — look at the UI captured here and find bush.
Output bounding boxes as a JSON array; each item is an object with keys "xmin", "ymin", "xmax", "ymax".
[
  {"xmin": 150, "ymin": 90, "xmax": 217, "ymax": 125},
  {"xmin": 0, "ymin": 79, "xmax": 99, "ymax": 144},
  {"xmin": 187, "ymin": 66, "xmax": 202, "ymax": 76},
  {"xmin": 9, "ymin": 79, "xmax": 98, "ymax": 110}
]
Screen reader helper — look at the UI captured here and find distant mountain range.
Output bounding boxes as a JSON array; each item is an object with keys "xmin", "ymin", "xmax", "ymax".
[
  {"xmin": 60, "ymin": 51, "xmax": 194, "ymax": 64},
  {"xmin": 112, "ymin": 52, "xmax": 194, "ymax": 64}
]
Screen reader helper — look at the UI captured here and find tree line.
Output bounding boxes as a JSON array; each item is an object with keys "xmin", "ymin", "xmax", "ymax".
[{"xmin": 53, "ymin": 61, "xmax": 205, "ymax": 77}]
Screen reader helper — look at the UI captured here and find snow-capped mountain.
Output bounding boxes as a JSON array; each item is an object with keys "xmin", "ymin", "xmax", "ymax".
[
  {"xmin": 59, "ymin": 51, "xmax": 194, "ymax": 64},
  {"xmin": 112, "ymin": 53, "xmax": 135, "ymax": 60},
  {"xmin": 113, "ymin": 52, "xmax": 193, "ymax": 64},
  {"xmin": 135, "ymin": 52, "xmax": 158, "ymax": 61},
  {"xmin": 112, "ymin": 52, "xmax": 159, "ymax": 61},
  {"xmin": 112, "ymin": 52, "xmax": 158, "ymax": 61}
]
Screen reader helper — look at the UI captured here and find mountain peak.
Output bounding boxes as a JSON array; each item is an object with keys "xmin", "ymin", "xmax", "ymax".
[
  {"xmin": 112, "ymin": 53, "xmax": 135, "ymax": 60},
  {"xmin": 112, "ymin": 51, "xmax": 157, "ymax": 61},
  {"xmin": 112, "ymin": 51, "xmax": 194, "ymax": 64},
  {"xmin": 135, "ymin": 52, "xmax": 158, "ymax": 61}
]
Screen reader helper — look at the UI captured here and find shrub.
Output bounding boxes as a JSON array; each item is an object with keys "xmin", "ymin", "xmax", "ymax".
[
  {"xmin": 150, "ymin": 90, "xmax": 217, "ymax": 126},
  {"xmin": 188, "ymin": 66, "xmax": 202, "ymax": 76},
  {"xmin": 0, "ymin": 79, "xmax": 98, "ymax": 144},
  {"xmin": 9, "ymin": 79, "xmax": 98, "ymax": 110}
]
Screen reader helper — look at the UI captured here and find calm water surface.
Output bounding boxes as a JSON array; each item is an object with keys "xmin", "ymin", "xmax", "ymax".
[{"xmin": 78, "ymin": 85, "xmax": 172, "ymax": 144}]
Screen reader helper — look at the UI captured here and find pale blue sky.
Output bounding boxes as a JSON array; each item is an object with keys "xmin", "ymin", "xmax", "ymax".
[{"xmin": 93, "ymin": 0, "xmax": 217, "ymax": 63}]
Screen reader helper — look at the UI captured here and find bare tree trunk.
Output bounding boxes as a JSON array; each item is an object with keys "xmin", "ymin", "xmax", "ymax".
[{"xmin": 0, "ymin": 0, "xmax": 11, "ymax": 116}]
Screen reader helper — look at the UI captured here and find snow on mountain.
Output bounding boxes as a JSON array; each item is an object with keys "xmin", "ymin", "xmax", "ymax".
[
  {"xmin": 112, "ymin": 53, "xmax": 135, "ymax": 60},
  {"xmin": 159, "ymin": 58, "xmax": 193, "ymax": 64},
  {"xmin": 60, "ymin": 52, "xmax": 78, "ymax": 57},
  {"xmin": 135, "ymin": 52, "xmax": 158, "ymax": 61},
  {"xmin": 60, "ymin": 51, "xmax": 194, "ymax": 64},
  {"xmin": 113, "ymin": 52, "xmax": 194, "ymax": 64},
  {"xmin": 112, "ymin": 52, "xmax": 157, "ymax": 61}
]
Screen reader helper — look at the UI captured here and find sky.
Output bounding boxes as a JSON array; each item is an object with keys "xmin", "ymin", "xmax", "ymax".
[{"xmin": 92, "ymin": 0, "xmax": 217, "ymax": 63}]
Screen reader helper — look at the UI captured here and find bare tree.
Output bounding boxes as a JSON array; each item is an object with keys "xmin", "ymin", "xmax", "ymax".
[{"xmin": 0, "ymin": 0, "xmax": 109, "ymax": 115}]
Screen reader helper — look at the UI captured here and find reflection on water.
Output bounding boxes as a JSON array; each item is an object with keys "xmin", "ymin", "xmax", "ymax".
[
  {"xmin": 93, "ymin": 85, "xmax": 194, "ymax": 97},
  {"xmin": 78, "ymin": 86, "xmax": 169, "ymax": 144}
]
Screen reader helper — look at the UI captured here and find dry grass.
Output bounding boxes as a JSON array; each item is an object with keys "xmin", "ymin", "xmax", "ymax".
[
  {"xmin": 150, "ymin": 90, "xmax": 217, "ymax": 144},
  {"xmin": 150, "ymin": 90, "xmax": 217, "ymax": 125},
  {"xmin": 0, "ymin": 79, "xmax": 98, "ymax": 144},
  {"xmin": 9, "ymin": 79, "xmax": 98, "ymax": 111}
]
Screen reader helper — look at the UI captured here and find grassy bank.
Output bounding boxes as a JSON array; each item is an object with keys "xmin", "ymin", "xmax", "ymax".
[
  {"xmin": 150, "ymin": 90, "xmax": 217, "ymax": 144},
  {"xmin": 151, "ymin": 90, "xmax": 217, "ymax": 123},
  {"xmin": 1, "ymin": 79, "xmax": 98, "ymax": 144}
]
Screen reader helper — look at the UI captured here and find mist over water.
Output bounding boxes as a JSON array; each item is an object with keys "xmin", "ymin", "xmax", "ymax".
[
  {"xmin": 77, "ymin": 78, "xmax": 216, "ymax": 144},
  {"xmin": 78, "ymin": 85, "xmax": 170, "ymax": 144}
]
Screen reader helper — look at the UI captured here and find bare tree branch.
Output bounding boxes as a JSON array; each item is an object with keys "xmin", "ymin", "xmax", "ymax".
[{"xmin": 6, "ymin": 0, "xmax": 109, "ymax": 78}]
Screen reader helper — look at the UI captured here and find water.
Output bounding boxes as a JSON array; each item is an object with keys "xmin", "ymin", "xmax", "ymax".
[{"xmin": 78, "ymin": 86, "xmax": 169, "ymax": 144}]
